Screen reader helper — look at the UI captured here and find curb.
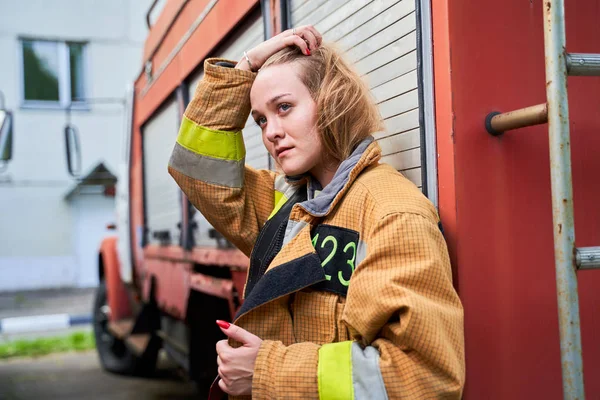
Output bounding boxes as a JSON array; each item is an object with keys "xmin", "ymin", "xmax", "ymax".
[{"xmin": 0, "ymin": 314, "xmax": 93, "ymax": 334}]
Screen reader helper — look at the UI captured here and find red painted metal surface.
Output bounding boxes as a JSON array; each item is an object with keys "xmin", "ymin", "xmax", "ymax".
[
  {"xmin": 142, "ymin": 245, "xmax": 248, "ymax": 319},
  {"xmin": 190, "ymin": 273, "xmax": 236, "ymax": 317},
  {"xmin": 434, "ymin": 0, "xmax": 600, "ymax": 397},
  {"xmin": 99, "ymin": 237, "xmax": 132, "ymax": 321},
  {"xmin": 189, "ymin": 273, "xmax": 233, "ymax": 299},
  {"xmin": 144, "ymin": 253, "xmax": 191, "ymax": 320},
  {"xmin": 143, "ymin": 244, "xmax": 248, "ymax": 269},
  {"xmin": 231, "ymin": 270, "xmax": 248, "ymax": 301},
  {"xmin": 190, "ymin": 247, "xmax": 248, "ymax": 269}
]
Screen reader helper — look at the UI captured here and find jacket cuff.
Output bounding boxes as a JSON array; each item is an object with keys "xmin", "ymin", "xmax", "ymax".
[
  {"xmin": 184, "ymin": 58, "xmax": 256, "ymax": 131},
  {"xmin": 252, "ymin": 340, "xmax": 320, "ymax": 398},
  {"xmin": 204, "ymin": 58, "xmax": 256, "ymax": 81}
]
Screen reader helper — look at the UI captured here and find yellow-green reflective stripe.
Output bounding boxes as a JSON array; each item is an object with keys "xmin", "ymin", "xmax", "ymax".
[
  {"xmin": 177, "ymin": 116, "xmax": 245, "ymax": 161},
  {"xmin": 318, "ymin": 341, "xmax": 354, "ymax": 400},
  {"xmin": 268, "ymin": 191, "xmax": 288, "ymax": 220}
]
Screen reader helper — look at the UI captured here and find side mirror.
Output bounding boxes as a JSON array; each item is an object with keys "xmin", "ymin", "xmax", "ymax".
[
  {"xmin": 64, "ymin": 124, "xmax": 81, "ymax": 177},
  {"xmin": 0, "ymin": 109, "xmax": 13, "ymax": 163}
]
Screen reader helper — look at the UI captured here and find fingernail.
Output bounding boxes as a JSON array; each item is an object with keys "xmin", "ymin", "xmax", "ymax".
[
  {"xmin": 306, "ymin": 48, "xmax": 311, "ymax": 56},
  {"xmin": 216, "ymin": 320, "xmax": 230, "ymax": 329}
]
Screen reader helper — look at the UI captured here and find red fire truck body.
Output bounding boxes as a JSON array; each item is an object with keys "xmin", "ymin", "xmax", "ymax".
[{"xmin": 94, "ymin": 0, "xmax": 600, "ymax": 398}]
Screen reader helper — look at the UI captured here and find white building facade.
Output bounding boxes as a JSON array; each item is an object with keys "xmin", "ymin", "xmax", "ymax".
[{"xmin": 0, "ymin": 0, "xmax": 153, "ymax": 291}]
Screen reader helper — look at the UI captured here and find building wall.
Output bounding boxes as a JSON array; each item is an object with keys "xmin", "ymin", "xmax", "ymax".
[
  {"xmin": 71, "ymin": 194, "xmax": 116, "ymax": 288},
  {"xmin": 0, "ymin": 0, "xmax": 153, "ymax": 291}
]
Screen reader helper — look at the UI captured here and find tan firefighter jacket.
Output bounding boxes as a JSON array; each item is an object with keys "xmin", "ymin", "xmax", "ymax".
[{"xmin": 168, "ymin": 58, "xmax": 465, "ymax": 399}]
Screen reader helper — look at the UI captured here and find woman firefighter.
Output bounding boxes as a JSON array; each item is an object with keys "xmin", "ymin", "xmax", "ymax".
[{"xmin": 168, "ymin": 26, "xmax": 465, "ymax": 399}]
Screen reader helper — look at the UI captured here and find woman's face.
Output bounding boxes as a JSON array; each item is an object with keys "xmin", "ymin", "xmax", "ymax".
[{"xmin": 250, "ymin": 63, "xmax": 324, "ymax": 179}]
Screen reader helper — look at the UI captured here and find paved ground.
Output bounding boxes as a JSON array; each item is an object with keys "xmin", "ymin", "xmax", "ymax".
[
  {"xmin": 0, "ymin": 289, "xmax": 204, "ymax": 399},
  {"xmin": 0, "ymin": 288, "xmax": 96, "ymax": 343},
  {"xmin": 0, "ymin": 288, "xmax": 96, "ymax": 320},
  {"xmin": 0, "ymin": 350, "xmax": 200, "ymax": 400}
]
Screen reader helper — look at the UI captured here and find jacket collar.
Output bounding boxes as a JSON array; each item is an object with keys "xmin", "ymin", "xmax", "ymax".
[{"xmin": 296, "ymin": 136, "xmax": 381, "ymax": 217}]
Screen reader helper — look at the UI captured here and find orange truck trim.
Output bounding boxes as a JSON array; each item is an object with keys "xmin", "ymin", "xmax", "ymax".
[
  {"xmin": 99, "ymin": 236, "xmax": 132, "ymax": 321},
  {"xmin": 431, "ymin": 0, "xmax": 458, "ymax": 287},
  {"xmin": 143, "ymin": 0, "xmax": 189, "ymax": 63},
  {"xmin": 134, "ymin": 0, "xmax": 259, "ymax": 125}
]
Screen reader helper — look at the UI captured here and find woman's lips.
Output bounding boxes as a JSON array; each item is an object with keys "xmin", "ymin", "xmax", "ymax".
[{"xmin": 277, "ymin": 147, "xmax": 292, "ymax": 158}]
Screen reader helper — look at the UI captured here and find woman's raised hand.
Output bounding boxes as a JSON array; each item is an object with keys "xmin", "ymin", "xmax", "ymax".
[{"xmin": 236, "ymin": 25, "xmax": 322, "ymax": 72}]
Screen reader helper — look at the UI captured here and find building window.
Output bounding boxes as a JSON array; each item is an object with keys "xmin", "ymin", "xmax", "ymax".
[{"xmin": 20, "ymin": 39, "xmax": 87, "ymax": 108}]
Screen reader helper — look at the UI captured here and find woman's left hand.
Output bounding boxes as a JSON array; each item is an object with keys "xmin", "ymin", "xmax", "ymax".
[{"xmin": 215, "ymin": 321, "xmax": 262, "ymax": 396}]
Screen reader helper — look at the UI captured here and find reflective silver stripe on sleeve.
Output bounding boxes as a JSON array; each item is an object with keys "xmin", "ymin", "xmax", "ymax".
[
  {"xmin": 170, "ymin": 142, "xmax": 245, "ymax": 188},
  {"xmin": 351, "ymin": 342, "xmax": 389, "ymax": 400}
]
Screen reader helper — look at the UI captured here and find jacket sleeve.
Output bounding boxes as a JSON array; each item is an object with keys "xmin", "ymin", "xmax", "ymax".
[
  {"xmin": 251, "ymin": 212, "xmax": 465, "ymax": 399},
  {"xmin": 168, "ymin": 58, "xmax": 277, "ymax": 256}
]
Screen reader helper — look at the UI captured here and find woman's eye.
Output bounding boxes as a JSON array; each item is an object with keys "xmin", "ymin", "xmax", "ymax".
[
  {"xmin": 278, "ymin": 103, "xmax": 291, "ymax": 112},
  {"xmin": 257, "ymin": 116, "xmax": 267, "ymax": 126}
]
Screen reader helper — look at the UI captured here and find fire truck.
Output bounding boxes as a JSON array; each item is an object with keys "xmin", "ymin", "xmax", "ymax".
[{"xmin": 93, "ymin": 0, "xmax": 600, "ymax": 398}]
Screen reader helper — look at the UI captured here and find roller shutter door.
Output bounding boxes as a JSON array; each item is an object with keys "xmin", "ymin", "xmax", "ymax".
[
  {"xmin": 143, "ymin": 99, "xmax": 182, "ymax": 246},
  {"xmin": 291, "ymin": 0, "xmax": 422, "ymax": 187},
  {"xmin": 187, "ymin": 11, "xmax": 265, "ymax": 247}
]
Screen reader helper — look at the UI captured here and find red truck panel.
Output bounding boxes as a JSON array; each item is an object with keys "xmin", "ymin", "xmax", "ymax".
[{"xmin": 434, "ymin": 0, "xmax": 600, "ymax": 397}]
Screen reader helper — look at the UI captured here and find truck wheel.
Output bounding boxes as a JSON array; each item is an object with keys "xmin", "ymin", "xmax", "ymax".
[{"xmin": 93, "ymin": 281, "xmax": 151, "ymax": 376}]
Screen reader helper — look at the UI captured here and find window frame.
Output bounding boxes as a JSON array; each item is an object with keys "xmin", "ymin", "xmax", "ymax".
[{"xmin": 18, "ymin": 38, "xmax": 89, "ymax": 110}]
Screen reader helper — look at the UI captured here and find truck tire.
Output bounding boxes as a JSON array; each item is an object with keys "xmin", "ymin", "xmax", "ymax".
[{"xmin": 93, "ymin": 281, "xmax": 153, "ymax": 376}]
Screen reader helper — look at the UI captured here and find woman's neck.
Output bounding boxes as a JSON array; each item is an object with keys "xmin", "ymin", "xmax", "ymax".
[{"xmin": 310, "ymin": 163, "xmax": 340, "ymax": 188}]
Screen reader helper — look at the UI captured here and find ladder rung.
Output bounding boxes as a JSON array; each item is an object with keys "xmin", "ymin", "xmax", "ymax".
[
  {"xmin": 576, "ymin": 247, "xmax": 600, "ymax": 270},
  {"xmin": 485, "ymin": 103, "xmax": 548, "ymax": 136},
  {"xmin": 567, "ymin": 53, "xmax": 600, "ymax": 76}
]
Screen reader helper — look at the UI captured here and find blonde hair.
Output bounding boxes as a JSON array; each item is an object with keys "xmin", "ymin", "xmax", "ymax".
[{"xmin": 261, "ymin": 43, "xmax": 383, "ymax": 162}]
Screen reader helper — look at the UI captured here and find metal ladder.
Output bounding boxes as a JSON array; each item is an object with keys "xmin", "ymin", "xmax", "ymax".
[{"xmin": 484, "ymin": 1, "xmax": 600, "ymax": 398}]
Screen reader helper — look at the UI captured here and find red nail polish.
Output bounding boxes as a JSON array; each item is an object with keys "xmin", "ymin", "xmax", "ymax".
[
  {"xmin": 216, "ymin": 320, "xmax": 230, "ymax": 329},
  {"xmin": 306, "ymin": 48, "xmax": 311, "ymax": 56}
]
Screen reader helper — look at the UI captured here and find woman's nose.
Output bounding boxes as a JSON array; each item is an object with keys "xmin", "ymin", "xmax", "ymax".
[{"xmin": 265, "ymin": 119, "xmax": 284, "ymax": 142}]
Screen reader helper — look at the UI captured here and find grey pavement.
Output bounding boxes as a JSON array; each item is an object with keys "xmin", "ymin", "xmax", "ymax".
[
  {"xmin": 0, "ymin": 350, "xmax": 200, "ymax": 400},
  {"xmin": 0, "ymin": 288, "xmax": 96, "ymax": 343},
  {"xmin": 0, "ymin": 287, "xmax": 96, "ymax": 320},
  {"xmin": 0, "ymin": 289, "xmax": 203, "ymax": 399}
]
